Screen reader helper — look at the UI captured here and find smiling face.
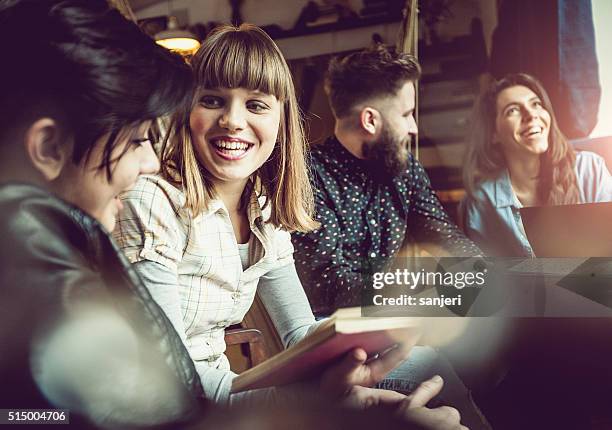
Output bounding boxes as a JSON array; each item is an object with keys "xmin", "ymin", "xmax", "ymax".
[
  {"xmin": 189, "ymin": 87, "xmax": 281, "ymax": 190},
  {"xmin": 494, "ymin": 85, "xmax": 551, "ymax": 161},
  {"xmin": 53, "ymin": 122, "xmax": 160, "ymax": 231}
]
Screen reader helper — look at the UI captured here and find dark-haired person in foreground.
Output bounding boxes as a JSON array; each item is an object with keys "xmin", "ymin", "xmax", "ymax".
[
  {"xmin": 0, "ymin": 0, "xmax": 204, "ymax": 427},
  {"xmin": 293, "ymin": 47, "xmax": 481, "ymax": 315}
]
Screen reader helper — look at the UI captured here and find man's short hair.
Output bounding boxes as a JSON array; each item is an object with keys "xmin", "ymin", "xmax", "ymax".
[{"xmin": 325, "ymin": 45, "xmax": 421, "ymax": 118}]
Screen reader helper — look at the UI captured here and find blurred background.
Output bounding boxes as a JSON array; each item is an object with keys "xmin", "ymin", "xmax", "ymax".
[{"xmin": 120, "ymin": 0, "xmax": 611, "ymax": 220}]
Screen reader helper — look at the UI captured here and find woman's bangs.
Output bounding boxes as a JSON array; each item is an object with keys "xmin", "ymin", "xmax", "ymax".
[{"xmin": 198, "ymin": 36, "xmax": 288, "ymax": 101}]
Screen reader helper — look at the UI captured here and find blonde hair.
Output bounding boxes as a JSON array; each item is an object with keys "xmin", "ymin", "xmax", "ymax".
[
  {"xmin": 464, "ymin": 73, "xmax": 580, "ymax": 205},
  {"xmin": 161, "ymin": 23, "xmax": 318, "ymax": 232}
]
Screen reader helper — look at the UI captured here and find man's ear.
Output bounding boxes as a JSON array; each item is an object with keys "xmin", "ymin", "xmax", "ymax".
[
  {"xmin": 24, "ymin": 118, "xmax": 70, "ymax": 181},
  {"xmin": 359, "ymin": 107, "xmax": 381, "ymax": 136}
]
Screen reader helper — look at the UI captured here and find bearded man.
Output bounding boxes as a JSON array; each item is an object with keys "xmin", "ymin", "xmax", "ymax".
[{"xmin": 292, "ymin": 46, "xmax": 482, "ymax": 315}]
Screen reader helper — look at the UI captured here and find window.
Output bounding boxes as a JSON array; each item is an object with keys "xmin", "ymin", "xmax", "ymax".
[{"xmin": 590, "ymin": 0, "xmax": 612, "ymax": 137}]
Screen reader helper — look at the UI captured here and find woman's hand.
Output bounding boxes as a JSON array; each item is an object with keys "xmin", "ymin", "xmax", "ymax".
[
  {"xmin": 319, "ymin": 346, "xmax": 412, "ymax": 397},
  {"xmin": 341, "ymin": 385, "xmax": 405, "ymax": 409},
  {"xmin": 397, "ymin": 375, "xmax": 468, "ymax": 430},
  {"xmin": 339, "ymin": 376, "xmax": 467, "ymax": 429},
  {"xmin": 320, "ymin": 349, "xmax": 468, "ymax": 430}
]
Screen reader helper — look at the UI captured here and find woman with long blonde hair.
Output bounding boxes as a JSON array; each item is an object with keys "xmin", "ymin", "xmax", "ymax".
[
  {"xmin": 114, "ymin": 23, "xmax": 322, "ymax": 403},
  {"xmin": 114, "ymin": 24, "xmax": 481, "ymax": 429},
  {"xmin": 462, "ymin": 73, "xmax": 611, "ymax": 256}
]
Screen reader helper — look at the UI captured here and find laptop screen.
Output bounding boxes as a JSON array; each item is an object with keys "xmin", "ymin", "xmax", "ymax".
[{"xmin": 520, "ymin": 202, "xmax": 612, "ymax": 257}]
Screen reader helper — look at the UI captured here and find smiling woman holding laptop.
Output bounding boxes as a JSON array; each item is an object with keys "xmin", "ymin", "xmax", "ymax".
[{"xmin": 461, "ymin": 73, "xmax": 612, "ymax": 257}]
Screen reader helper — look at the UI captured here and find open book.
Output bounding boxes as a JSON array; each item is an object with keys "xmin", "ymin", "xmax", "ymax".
[{"xmin": 231, "ymin": 307, "xmax": 422, "ymax": 393}]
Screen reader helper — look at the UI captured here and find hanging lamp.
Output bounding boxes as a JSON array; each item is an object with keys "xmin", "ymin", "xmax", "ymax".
[{"xmin": 155, "ymin": 15, "xmax": 200, "ymax": 55}]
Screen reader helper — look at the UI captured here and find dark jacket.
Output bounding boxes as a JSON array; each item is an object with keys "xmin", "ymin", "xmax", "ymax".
[{"xmin": 0, "ymin": 183, "xmax": 205, "ymax": 425}]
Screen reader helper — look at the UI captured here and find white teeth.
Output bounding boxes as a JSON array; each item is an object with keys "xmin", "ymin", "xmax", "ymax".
[
  {"xmin": 212, "ymin": 140, "xmax": 250, "ymax": 150},
  {"xmin": 523, "ymin": 126, "xmax": 542, "ymax": 136}
]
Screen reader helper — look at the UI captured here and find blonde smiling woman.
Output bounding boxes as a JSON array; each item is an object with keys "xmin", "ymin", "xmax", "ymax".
[{"xmin": 114, "ymin": 23, "xmax": 483, "ymax": 430}]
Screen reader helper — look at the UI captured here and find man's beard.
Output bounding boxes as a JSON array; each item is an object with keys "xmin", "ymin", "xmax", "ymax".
[{"xmin": 362, "ymin": 124, "xmax": 411, "ymax": 180}]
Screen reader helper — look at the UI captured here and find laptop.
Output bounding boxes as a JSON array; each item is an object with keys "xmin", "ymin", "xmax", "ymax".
[{"xmin": 520, "ymin": 202, "xmax": 612, "ymax": 257}]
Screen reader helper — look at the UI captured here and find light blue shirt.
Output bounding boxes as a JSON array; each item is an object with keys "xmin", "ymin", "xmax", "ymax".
[{"xmin": 461, "ymin": 151, "xmax": 612, "ymax": 256}]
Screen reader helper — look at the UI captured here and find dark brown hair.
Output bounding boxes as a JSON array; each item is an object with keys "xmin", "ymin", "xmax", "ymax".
[
  {"xmin": 324, "ymin": 45, "xmax": 421, "ymax": 118},
  {"xmin": 464, "ymin": 73, "xmax": 580, "ymax": 205}
]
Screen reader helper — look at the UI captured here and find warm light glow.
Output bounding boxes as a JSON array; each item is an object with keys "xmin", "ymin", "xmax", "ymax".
[
  {"xmin": 591, "ymin": 0, "xmax": 612, "ymax": 137},
  {"xmin": 155, "ymin": 37, "xmax": 200, "ymax": 54}
]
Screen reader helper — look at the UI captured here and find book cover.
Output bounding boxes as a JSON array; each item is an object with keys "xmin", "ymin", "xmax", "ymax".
[{"xmin": 231, "ymin": 307, "xmax": 421, "ymax": 393}]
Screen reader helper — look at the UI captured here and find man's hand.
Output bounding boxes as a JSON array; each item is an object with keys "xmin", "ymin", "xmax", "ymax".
[
  {"xmin": 320, "ymin": 346, "xmax": 412, "ymax": 398},
  {"xmin": 397, "ymin": 375, "xmax": 468, "ymax": 430}
]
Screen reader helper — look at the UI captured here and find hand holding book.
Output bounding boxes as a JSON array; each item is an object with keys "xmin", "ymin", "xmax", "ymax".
[
  {"xmin": 231, "ymin": 307, "xmax": 469, "ymax": 429},
  {"xmin": 320, "ymin": 344, "xmax": 412, "ymax": 398},
  {"xmin": 231, "ymin": 307, "xmax": 422, "ymax": 393}
]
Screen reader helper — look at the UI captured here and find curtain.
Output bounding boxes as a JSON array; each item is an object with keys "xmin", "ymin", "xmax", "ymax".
[{"xmin": 490, "ymin": 0, "xmax": 600, "ymax": 139}]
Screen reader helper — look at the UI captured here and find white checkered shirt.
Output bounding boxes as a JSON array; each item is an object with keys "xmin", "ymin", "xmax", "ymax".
[{"xmin": 113, "ymin": 175, "xmax": 294, "ymax": 370}]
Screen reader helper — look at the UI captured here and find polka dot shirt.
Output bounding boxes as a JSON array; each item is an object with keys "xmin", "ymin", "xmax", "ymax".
[{"xmin": 292, "ymin": 136, "xmax": 482, "ymax": 315}]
